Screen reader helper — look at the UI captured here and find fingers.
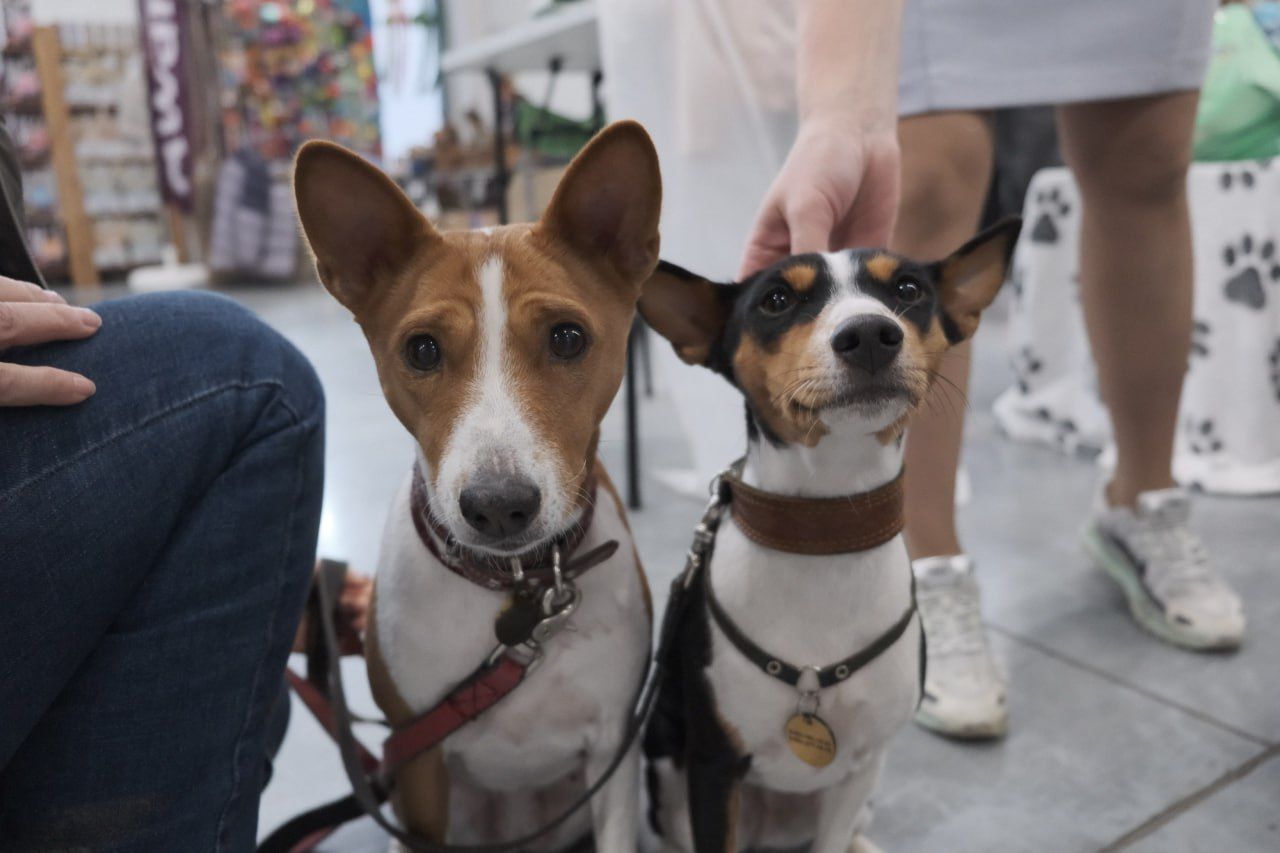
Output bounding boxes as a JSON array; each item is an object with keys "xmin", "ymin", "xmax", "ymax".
[
  {"xmin": 785, "ymin": 191, "xmax": 837, "ymax": 257},
  {"xmin": 0, "ymin": 276, "xmax": 64, "ymax": 304},
  {"xmin": 835, "ymin": 154, "xmax": 901, "ymax": 250},
  {"xmin": 0, "ymin": 362, "xmax": 95, "ymax": 406},
  {"xmin": 0, "ymin": 300, "xmax": 101, "ymax": 349},
  {"xmin": 738, "ymin": 201, "xmax": 794, "ymax": 278}
]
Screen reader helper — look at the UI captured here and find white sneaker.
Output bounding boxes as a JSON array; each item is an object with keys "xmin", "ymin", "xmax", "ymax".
[
  {"xmin": 912, "ymin": 555, "xmax": 1008, "ymax": 739},
  {"xmin": 1083, "ymin": 486, "xmax": 1245, "ymax": 650}
]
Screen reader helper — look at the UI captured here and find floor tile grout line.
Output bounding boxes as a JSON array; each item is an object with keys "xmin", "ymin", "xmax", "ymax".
[
  {"xmin": 987, "ymin": 622, "xmax": 1273, "ymax": 747},
  {"xmin": 1099, "ymin": 743, "xmax": 1280, "ymax": 851}
]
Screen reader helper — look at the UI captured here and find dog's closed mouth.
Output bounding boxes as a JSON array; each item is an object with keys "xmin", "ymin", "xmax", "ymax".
[{"xmin": 790, "ymin": 384, "xmax": 913, "ymax": 416}]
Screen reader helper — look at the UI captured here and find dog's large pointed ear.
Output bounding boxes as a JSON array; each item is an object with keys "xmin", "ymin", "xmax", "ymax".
[
  {"xmin": 934, "ymin": 217, "xmax": 1022, "ymax": 342},
  {"xmin": 639, "ymin": 261, "xmax": 735, "ymax": 366},
  {"xmin": 294, "ymin": 141, "xmax": 438, "ymax": 313},
  {"xmin": 540, "ymin": 120, "xmax": 662, "ymax": 283}
]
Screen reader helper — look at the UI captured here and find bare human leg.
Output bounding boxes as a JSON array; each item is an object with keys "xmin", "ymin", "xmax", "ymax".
[
  {"xmin": 892, "ymin": 111, "xmax": 994, "ymax": 560},
  {"xmin": 1062, "ymin": 92, "xmax": 1245, "ymax": 650}
]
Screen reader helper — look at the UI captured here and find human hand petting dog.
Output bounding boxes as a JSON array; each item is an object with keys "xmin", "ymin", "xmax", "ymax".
[
  {"xmin": 0, "ymin": 277, "xmax": 100, "ymax": 406},
  {"xmin": 739, "ymin": 118, "xmax": 900, "ymax": 277}
]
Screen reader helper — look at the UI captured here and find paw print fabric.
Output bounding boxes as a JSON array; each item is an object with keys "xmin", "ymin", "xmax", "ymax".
[{"xmin": 994, "ymin": 162, "xmax": 1280, "ymax": 495}]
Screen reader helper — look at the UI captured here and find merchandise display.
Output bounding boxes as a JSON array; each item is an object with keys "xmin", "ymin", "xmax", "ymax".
[
  {"xmin": 218, "ymin": 0, "xmax": 380, "ymax": 160},
  {"xmin": 1, "ymin": 0, "xmax": 66, "ymax": 276},
  {"xmin": 0, "ymin": 4, "xmax": 164, "ymax": 283},
  {"xmin": 62, "ymin": 25, "xmax": 165, "ymax": 272}
]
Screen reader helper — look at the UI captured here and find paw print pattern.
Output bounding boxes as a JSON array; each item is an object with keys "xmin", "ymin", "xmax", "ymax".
[
  {"xmin": 1190, "ymin": 320, "xmax": 1211, "ymax": 359},
  {"xmin": 1011, "ymin": 346, "xmax": 1044, "ymax": 394},
  {"xmin": 1030, "ymin": 189, "xmax": 1071, "ymax": 245},
  {"xmin": 1185, "ymin": 417, "xmax": 1224, "ymax": 456},
  {"xmin": 1219, "ymin": 166, "xmax": 1258, "ymax": 191},
  {"xmin": 1270, "ymin": 339, "xmax": 1280, "ymax": 402},
  {"xmin": 1222, "ymin": 235, "xmax": 1280, "ymax": 311},
  {"xmin": 1030, "ymin": 407, "xmax": 1080, "ymax": 450}
]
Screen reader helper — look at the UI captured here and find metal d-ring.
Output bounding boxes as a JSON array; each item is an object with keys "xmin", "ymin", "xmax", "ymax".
[
  {"xmin": 551, "ymin": 544, "xmax": 566, "ymax": 599},
  {"xmin": 796, "ymin": 665, "xmax": 821, "ymax": 716}
]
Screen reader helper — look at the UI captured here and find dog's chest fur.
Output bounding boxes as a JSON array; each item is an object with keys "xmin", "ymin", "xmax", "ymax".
[
  {"xmin": 373, "ymin": 469, "xmax": 649, "ymax": 790},
  {"xmin": 704, "ymin": 521, "xmax": 921, "ymax": 792}
]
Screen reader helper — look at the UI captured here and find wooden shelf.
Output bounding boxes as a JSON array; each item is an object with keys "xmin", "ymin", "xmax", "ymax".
[{"xmin": 33, "ymin": 25, "xmax": 97, "ymax": 287}]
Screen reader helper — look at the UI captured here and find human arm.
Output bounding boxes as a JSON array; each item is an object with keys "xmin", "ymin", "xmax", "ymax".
[{"xmin": 739, "ymin": 0, "xmax": 904, "ymax": 276}]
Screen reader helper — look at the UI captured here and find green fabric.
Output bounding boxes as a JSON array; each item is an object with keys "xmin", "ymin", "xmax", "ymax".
[
  {"xmin": 513, "ymin": 99, "xmax": 595, "ymax": 161},
  {"xmin": 1194, "ymin": 5, "xmax": 1280, "ymax": 163}
]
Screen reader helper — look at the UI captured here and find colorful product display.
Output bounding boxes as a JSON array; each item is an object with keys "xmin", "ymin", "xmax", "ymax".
[{"xmin": 218, "ymin": 0, "xmax": 380, "ymax": 160}]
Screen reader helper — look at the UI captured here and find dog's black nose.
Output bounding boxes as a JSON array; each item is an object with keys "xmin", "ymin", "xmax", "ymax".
[
  {"xmin": 831, "ymin": 316, "xmax": 904, "ymax": 374},
  {"xmin": 459, "ymin": 475, "xmax": 541, "ymax": 539}
]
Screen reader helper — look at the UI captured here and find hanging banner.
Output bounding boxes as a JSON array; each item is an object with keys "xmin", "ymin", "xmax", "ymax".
[{"xmin": 138, "ymin": 0, "xmax": 194, "ymax": 213}]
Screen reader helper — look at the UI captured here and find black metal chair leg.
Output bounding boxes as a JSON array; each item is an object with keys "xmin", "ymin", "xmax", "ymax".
[{"xmin": 625, "ymin": 322, "xmax": 642, "ymax": 510}]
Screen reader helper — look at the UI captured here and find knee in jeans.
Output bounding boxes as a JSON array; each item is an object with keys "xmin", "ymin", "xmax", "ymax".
[{"xmin": 98, "ymin": 291, "xmax": 324, "ymax": 424}]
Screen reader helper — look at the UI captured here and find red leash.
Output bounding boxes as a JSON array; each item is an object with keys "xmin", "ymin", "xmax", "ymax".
[{"xmin": 262, "ymin": 534, "xmax": 654, "ymax": 853}]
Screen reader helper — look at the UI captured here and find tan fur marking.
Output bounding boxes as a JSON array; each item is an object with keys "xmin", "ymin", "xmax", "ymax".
[
  {"xmin": 366, "ymin": 588, "xmax": 451, "ymax": 840},
  {"xmin": 877, "ymin": 315, "xmax": 951, "ymax": 443},
  {"xmin": 733, "ymin": 330, "xmax": 829, "ymax": 447},
  {"xmin": 503, "ymin": 227, "xmax": 641, "ymax": 504},
  {"xmin": 596, "ymin": 464, "xmax": 652, "ymax": 620},
  {"xmin": 865, "ymin": 253, "xmax": 899, "ymax": 282},
  {"xmin": 781, "ymin": 264, "xmax": 817, "ymax": 293}
]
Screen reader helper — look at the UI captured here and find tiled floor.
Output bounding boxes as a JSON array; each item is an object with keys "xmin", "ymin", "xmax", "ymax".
[{"xmin": 218, "ymin": 281, "xmax": 1279, "ymax": 852}]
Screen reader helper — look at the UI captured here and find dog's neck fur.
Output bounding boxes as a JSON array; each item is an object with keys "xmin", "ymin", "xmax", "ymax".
[{"xmin": 739, "ymin": 424, "xmax": 904, "ymax": 498}]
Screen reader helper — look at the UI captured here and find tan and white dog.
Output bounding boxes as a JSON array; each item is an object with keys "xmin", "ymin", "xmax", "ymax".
[
  {"xmin": 637, "ymin": 220, "xmax": 1020, "ymax": 853},
  {"xmin": 293, "ymin": 121, "xmax": 661, "ymax": 851}
]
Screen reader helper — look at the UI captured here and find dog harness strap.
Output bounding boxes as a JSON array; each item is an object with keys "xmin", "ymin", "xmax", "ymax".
[
  {"xmin": 702, "ymin": 562, "xmax": 918, "ymax": 689},
  {"xmin": 724, "ymin": 470, "xmax": 905, "ymax": 555},
  {"xmin": 380, "ymin": 654, "xmax": 529, "ymax": 779},
  {"xmin": 409, "ymin": 466, "xmax": 603, "ymax": 590}
]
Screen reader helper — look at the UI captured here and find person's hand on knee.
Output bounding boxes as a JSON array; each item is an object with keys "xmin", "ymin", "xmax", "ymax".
[{"xmin": 0, "ymin": 277, "xmax": 100, "ymax": 407}]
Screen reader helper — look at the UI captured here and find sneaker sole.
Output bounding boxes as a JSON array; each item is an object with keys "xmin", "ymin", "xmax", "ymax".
[
  {"xmin": 914, "ymin": 706, "xmax": 1007, "ymax": 740},
  {"xmin": 1080, "ymin": 525, "xmax": 1240, "ymax": 652}
]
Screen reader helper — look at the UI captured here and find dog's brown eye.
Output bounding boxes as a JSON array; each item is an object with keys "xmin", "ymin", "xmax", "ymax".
[
  {"xmin": 760, "ymin": 287, "xmax": 792, "ymax": 315},
  {"xmin": 404, "ymin": 334, "xmax": 441, "ymax": 372},
  {"xmin": 550, "ymin": 323, "xmax": 588, "ymax": 360},
  {"xmin": 895, "ymin": 279, "xmax": 922, "ymax": 304}
]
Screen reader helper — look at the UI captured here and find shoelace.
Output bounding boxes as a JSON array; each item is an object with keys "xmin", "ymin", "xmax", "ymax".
[
  {"xmin": 918, "ymin": 577, "xmax": 986, "ymax": 658},
  {"xmin": 1124, "ymin": 509, "xmax": 1215, "ymax": 601}
]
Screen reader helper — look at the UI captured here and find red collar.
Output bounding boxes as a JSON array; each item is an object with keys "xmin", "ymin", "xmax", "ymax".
[{"xmin": 409, "ymin": 466, "xmax": 604, "ymax": 591}]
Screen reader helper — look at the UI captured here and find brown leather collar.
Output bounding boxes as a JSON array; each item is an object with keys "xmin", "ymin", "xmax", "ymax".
[
  {"xmin": 409, "ymin": 466, "xmax": 604, "ymax": 590},
  {"xmin": 725, "ymin": 469, "xmax": 905, "ymax": 555}
]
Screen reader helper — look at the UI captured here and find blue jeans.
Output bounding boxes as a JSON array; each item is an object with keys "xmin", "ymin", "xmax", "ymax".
[{"xmin": 0, "ymin": 292, "xmax": 324, "ymax": 851}]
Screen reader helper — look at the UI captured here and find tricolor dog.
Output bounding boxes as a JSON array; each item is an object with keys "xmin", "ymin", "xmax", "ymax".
[
  {"xmin": 293, "ymin": 121, "xmax": 662, "ymax": 851},
  {"xmin": 638, "ymin": 219, "xmax": 1021, "ymax": 853}
]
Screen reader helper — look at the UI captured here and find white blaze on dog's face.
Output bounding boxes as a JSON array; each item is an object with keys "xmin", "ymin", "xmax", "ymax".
[
  {"xmin": 294, "ymin": 122, "xmax": 661, "ymax": 553},
  {"xmin": 638, "ymin": 220, "xmax": 1021, "ymax": 446}
]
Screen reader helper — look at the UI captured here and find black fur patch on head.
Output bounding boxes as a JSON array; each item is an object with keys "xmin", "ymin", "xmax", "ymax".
[{"xmin": 712, "ymin": 251, "xmax": 955, "ymax": 446}]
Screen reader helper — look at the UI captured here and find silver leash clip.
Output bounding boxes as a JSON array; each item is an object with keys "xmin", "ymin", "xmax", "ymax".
[{"xmin": 533, "ymin": 583, "xmax": 581, "ymax": 643}]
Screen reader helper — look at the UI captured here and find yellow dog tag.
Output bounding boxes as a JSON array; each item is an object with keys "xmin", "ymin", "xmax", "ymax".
[{"xmin": 785, "ymin": 713, "xmax": 837, "ymax": 768}]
